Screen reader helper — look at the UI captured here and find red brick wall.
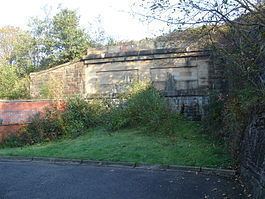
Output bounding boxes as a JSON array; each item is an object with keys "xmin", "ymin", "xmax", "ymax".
[
  {"xmin": 0, "ymin": 100, "xmax": 51, "ymax": 125},
  {"xmin": 0, "ymin": 124, "xmax": 26, "ymax": 141},
  {"xmin": 0, "ymin": 100, "xmax": 61, "ymax": 141}
]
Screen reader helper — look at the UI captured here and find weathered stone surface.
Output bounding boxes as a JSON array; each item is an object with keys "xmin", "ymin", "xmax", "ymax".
[
  {"xmin": 84, "ymin": 51, "xmax": 210, "ymax": 96},
  {"xmin": 30, "ymin": 61, "xmax": 85, "ymax": 98},
  {"xmin": 29, "ymin": 48, "xmax": 218, "ymax": 118},
  {"xmin": 241, "ymin": 113, "xmax": 265, "ymax": 199},
  {"xmin": 166, "ymin": 96, "xmax": 209, "ymax": 120}
]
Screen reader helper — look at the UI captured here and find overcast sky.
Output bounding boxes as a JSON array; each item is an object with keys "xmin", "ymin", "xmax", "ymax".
[{"xmin": 0, "ymin": 0, "xmax": 172, "ymax": 41}]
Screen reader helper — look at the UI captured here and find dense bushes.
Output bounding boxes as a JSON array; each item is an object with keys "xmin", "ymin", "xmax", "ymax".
[
  {"xmin": 204, "ymin": 86, "xmax": 265, "ymax": 159},
  {"xmin": 203, "ymin": 92, "xmax": 225, "ymax": 139},
  {"xmin": 62, "ymin": 97, "xmax": 105, "ymax": 137},
  {"xmin": 104, "ymin": 81, "xmax": 182, "ymax": 134},
  {"xmin": 1, "ymin": 81, "xmax": 184, "ymax": 148}
]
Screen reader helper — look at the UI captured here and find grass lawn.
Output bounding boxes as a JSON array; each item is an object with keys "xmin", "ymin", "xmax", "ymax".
[{"xmin": 0, "ymin": 122, "xmax": 232, "ymax": 168}]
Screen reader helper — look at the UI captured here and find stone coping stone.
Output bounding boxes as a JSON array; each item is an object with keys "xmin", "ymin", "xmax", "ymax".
[
  {"xmin": 30, "ymin": 60, "xmax": 81, "ymax": 76},
  {"xmin": 84, "ymin": 48, "xmax": 210, "ymax": 60},
  {"xmin": 0, "ymin": 156, "xmax": 236, "ymax": 177}
]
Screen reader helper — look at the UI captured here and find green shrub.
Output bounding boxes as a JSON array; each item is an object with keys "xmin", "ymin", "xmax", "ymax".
[
  {"xmin": 202, "ymin": 91, "xmax": 225, "ymax": 138},
  {"xmin": 103, "ymin": 105, "xmax": 129, "ymax": 131},
  {"xmin": 62, "ymin": 97, "xmax": 105, "ymax": 137},
  {"xmin": 1, "ymin": 134, "xmax": 25, "ymax": 148},
  {"xmin": 103, "ymin": 81, "xmax": 183, "ymax": 134},
  {"xmin": 24, "ymin": 107, "xmax": 64, "ymax": 144},
  {"xmin": 1, "ymin": 107, "xmax": 64, "ymax": 148},
  {"xmin": 125, "ymin": 83, "xmax": 169, "ymax": 130},
  {"xmin": 28, "ymin": 108, "xmax": 63, "ymax": 146}
]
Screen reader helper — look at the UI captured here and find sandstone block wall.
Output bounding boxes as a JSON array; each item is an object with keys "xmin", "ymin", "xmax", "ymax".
[
  {"xmin": 84, "ymin": 49, "xmax": 210, "ymax": 96},
  {"xmin": 30, "ymin": 48, "xmax": 212, "ymax": 119},
  {"xmin": 30, "ymin": 61, "xmax": 85, "ymax": 98},
  {"xmin": 83, "ymin": 49, "xmax": 210, "ymax": 119}
]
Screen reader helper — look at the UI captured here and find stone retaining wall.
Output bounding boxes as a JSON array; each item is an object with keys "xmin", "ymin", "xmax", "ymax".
[
  {"xmin": 30, "ymin": 48, "xmax": 213, "ymax": 119},
  {"xmin": 241, "ymin": 112, "xmax": 265, "ymax": 199},
  {"xmin": 30, "ymin": 61, "xmax": 85, "ymax": 98}
]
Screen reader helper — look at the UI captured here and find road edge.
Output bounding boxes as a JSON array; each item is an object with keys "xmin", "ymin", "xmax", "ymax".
[{"xmin": 0, "ymin": 156, "xmax": 236, "ymax": 177}]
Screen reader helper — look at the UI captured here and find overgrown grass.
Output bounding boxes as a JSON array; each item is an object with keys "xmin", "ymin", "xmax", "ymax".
[{"xmin": 0, "ymin": 121, "xmax": 233, "ymax": 168}]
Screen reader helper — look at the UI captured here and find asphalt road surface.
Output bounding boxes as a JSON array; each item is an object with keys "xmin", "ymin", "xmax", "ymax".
[{"xmin": 0, "ymin": 160, "xmax": 246, "ymax": 199}]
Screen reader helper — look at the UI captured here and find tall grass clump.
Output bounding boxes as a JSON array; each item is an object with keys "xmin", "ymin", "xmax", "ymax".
[{"xmin": 104, "ymin": 81, "xmax": 183, "ymax": 134}]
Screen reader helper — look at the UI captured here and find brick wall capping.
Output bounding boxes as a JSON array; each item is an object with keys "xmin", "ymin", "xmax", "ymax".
[
  {"xmin": 0, "ymin": 122, "xmax": 31, "ymax": 126},
  {"xmin": 0, "ymin": 99, "xmax": 60, "ymax": 103}
]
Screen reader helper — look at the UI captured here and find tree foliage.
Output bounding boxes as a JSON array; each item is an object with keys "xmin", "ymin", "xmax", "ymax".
[
  {"xmin": 0, "ymin": 26, "xmax": 38, "ymax": 75},
  {"xmin": 0, "ymin": 26, "xmax": 20, "ymax": 61},
  {"xmin": 29, "ymin": 8, "xmax": 92, "ymax": 68},
  {"xmin": 0, "ymin": 28, "xmax": 32, "ymax": 99},
  {"xmin": 10, "ymin": 31, "xmax": 37, "ymax": 75},
  {"xmin": 0, "ymin": 8, "xmax": 99, "ymax": 99},
  {"xmin": 87, "ymin": 15, "xmax": 117, "ymax": 47},
  {"xmin": 0, "ymin": 61, "xmax": 29, "ymax": 99},
  {"xmin": 133, "ymin": 0, "xmax": 264, "ymax": 27}
]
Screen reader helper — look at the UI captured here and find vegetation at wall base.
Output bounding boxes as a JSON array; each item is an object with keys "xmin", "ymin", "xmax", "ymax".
[
  {"xmin": 62, "ymin": 97, "xmax": 104, "ymax": 137},
  {"xmin": 1, "ymin": 82, "xmax": 187, "ymax": 146},
  {"xmin": 0, "ymin": 127, "xmax": 233, "ymax": 169},
  {"xmin": 103, "ymin": 81, "xmax": 179, "ymax": 134},
  {"xmin": 0, "ymin": 81, "xmax": 233, "ymax": 168}
]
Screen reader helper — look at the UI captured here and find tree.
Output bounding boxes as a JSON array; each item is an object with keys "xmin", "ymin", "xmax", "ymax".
[
  {"xmin": 87, "ymin": 15, "xmax": 116, "ymax": 47},
  {"xmin": 30, "ymin": 8, "xmax": 92, "ymax": 68},
  {"xmin": 0, "ymin": 28, "xmax": 32, "ymax": 98},
  {"xmin": 132, "ymin": 0, "xmax": 264, "ymax": 27},
  {"xmin": 0, "ymin": 26, "xmax": 20, "ymax": 61},
  {"xmin": 0, "ymin": 60, "xmax": 29, "ymax": 99},
  {"xmin": 0, "ymin": 26, "xmax": 36, "ymax": 75}
]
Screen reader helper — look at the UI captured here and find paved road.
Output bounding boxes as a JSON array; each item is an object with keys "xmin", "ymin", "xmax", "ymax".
[{"xmin": 0, "ymin": 160, "xmax": 245, "ymax": 199}]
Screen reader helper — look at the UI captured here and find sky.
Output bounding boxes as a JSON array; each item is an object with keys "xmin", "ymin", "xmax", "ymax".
[{"xmin": 0, "ymin": 0, "xmax": 171, "ymax": 41}]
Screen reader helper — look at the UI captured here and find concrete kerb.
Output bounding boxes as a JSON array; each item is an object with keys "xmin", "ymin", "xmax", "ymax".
[{"xmin": 0, "ymin": 156, "xmax": 236, "ymax": 177}]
